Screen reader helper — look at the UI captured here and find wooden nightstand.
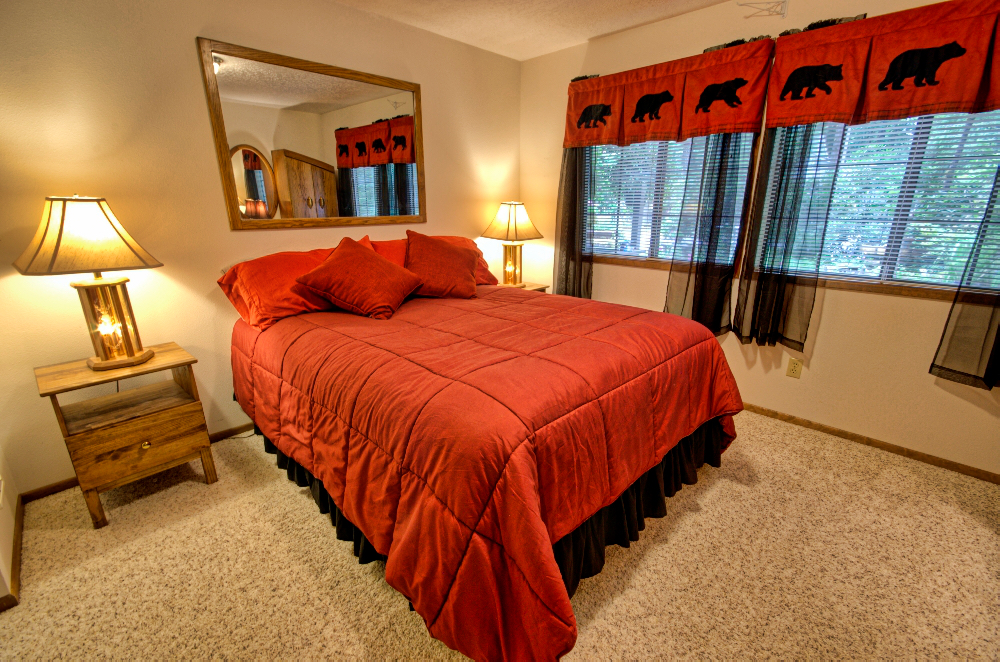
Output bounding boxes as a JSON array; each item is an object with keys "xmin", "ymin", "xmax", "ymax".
[
  {"xmin": 498, "ymin": 282, "xmax": 549, "ymax": 292},
  {"xmin": 34, "ymin": 342, "xmax": 217, "ymax": 528}
]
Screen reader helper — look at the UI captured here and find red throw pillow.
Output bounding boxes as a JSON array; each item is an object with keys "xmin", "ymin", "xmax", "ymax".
[
  {"xmin": 435, "ymin": 236, "xmax": 499, "ymax": 286},
  {"xmin": 371, "ymin": 238, "xmax": 407, "ymax": 266},
  {"xmin": 218, "ymin": 248, "xmax": 335, "ymax": 330},
  {"xmin": 405, "ymin": 230, "xmax": 478, "ymax": 299},
  {"xmin": 358, "ymin": 235, "xmax": 375, "ymax": 251},
  {"xmin": 297, "ymin": 237, "xmax": 423, "ymax": 319}
]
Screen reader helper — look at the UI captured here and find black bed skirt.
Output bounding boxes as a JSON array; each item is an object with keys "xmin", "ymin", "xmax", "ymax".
[{"xmin": 262, "ymin": 417, "xmax": 726, "ymax": 597}]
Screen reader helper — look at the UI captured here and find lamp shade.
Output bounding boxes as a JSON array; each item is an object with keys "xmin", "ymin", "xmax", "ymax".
[
  {"xmin": 13, "ymin": 196, "xmax": 162, "ymax": 275},
  {"xmin": 480, "ymin": 202, "xmax": 543, "ymax": 242}
]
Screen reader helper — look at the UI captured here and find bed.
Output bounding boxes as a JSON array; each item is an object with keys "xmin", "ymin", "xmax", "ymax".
[{"xmin": 231, "ymin": 284, "xmax": 742, "ymax": 660}]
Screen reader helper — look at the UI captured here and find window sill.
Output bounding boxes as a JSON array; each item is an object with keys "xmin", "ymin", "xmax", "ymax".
[{"xmin": 591, "ymin": 255, "xmax": 958, "ymax": 301}]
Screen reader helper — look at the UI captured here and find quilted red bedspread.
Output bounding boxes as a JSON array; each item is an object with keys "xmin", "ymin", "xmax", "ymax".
[{"xmin": 231, "ymin": 286, "xmax": 742, "ymax": 660}]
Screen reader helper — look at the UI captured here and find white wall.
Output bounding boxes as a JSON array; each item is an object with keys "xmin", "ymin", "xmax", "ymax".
[
  {"xmin": 520, "ymin": 0, "xmax": 1000, "ymax": 474},
  {"xmin": 0, "ymin": 0, "xmax": 520, "ymax": 533},
  {"xmin": 321, "ymin": 91, "xmax": 413, "ymax": 135}
]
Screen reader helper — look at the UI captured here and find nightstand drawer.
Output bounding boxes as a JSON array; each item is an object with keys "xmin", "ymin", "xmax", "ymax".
[{"xmin": 66, "ymin": 401, "xmax": 210, "ymax": 491}]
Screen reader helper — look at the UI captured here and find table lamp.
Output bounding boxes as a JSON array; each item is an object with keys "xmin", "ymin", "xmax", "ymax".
[
  {"xmin": 480, "ymin": 202, "xmax": 543, "ymax": 286},
  {"xmin": 14, "ymin": 196, "xmax": 163, "ymax": 371}
]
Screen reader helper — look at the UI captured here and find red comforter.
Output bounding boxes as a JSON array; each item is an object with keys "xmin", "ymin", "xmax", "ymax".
[{"xmin": 231, "ymin": 286, "xmax": 742, "ymax": 660}]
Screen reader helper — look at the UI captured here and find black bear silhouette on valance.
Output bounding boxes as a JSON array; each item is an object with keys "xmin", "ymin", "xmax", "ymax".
[{"xmin": 695, "ymin": 78, "xmax": 748, "ymax": 113}]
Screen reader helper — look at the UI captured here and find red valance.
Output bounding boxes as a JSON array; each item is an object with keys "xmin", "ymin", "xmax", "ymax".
[
  {"xmin": 389, "ymin": 116, "xmax": 415, "ymax": 164},
  {"xmin": 767, "ymin": 0, "xmax": 1000, "ymax": 128},
  {"xmin": 335, "ymin": 116, "xmax": 415, "ymax": 169},
  {"xmin": 563, "ymin": 39, "xmax": 774, "ymax": 148},
  {"xmin": 564, "ymin": 0, "xmax": 1000, "ymax": 146}
]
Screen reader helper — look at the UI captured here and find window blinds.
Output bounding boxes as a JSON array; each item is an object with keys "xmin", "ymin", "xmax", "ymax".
[
  {"xmin": 351, "ymin": 163, "xmax": 419, "ymax": 217},
  {"xmin": 581, "ymin": 133, "xmax": 755, "ymax": 261},
  {"xmin": 759, "ymin": 110, "xmax": 1000, "ymax": 287}
]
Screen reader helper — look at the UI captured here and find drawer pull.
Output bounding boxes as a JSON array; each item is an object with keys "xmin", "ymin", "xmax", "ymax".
[
  {"xmin": 141, "ymin": 441, "xmax": 151, "ymax": 450},
  {"xmin": 318, "ymin": 197, "xmax": 326, "ymax": 209},
  {"xmin": 306, "ymin": 197, "xmax": 314, "ymax": 209}
]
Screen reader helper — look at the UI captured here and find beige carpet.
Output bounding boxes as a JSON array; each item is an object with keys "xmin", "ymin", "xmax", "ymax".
[{"xmin": 2, "ymin": 412, "xmax": 998, "ymax": 659}]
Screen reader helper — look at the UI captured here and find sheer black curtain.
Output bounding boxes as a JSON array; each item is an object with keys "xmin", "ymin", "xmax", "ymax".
[
  {"xmin": 374, "ymin": 166, "xmax": 392, "ymax": 216},
  {"xmin": 338, "ymin": 168, "xmax": 356, "ymax": 217},
  {"xmin": 665, "ymin": 133, "xmax": 755, "ymax": 334},
  {"xmin": 930, "ymin": 165, "xmax": 1000, "ymax": 389},
  {"xmin": 734, "ymin": 123, "xmax": 841, "ymax": 351},
  {"xmin": 553, "ymin": 147, "xmax": 593, "ymax": 298},
  {"xmin": 394, "ymin": 164, "xmax": 415, "ymax": 216}
]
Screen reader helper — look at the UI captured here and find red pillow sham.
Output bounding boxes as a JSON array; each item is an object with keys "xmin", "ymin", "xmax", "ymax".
[
  {"xmin": 372, "ymin": 236, "xmax": 498, "ymax": 285},
  {"xmin": 218, "ymin": 247, "xmax": 335, "ymax": 330},
  {"xmin": 405, "ymin": 230, "xmax": 479, "ymax": 299},
  {"xmin": 370, "ymin": 238, "xmax": 408, "ymax": 266},
  {"xmin": 436, "ymin": 236, "xmax": 499, "ymax": 286},
  {"xmin": 297, "ymin": 237, "xmax": 423, "ymax": 319}
]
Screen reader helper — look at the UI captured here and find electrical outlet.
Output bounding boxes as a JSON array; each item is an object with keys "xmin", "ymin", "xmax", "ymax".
[{"xmin": 786, "ymin": 357, "xmax": 803, "ymax": 379}]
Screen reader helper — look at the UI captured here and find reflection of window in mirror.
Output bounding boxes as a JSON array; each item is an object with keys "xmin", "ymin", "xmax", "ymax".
[{"xmin": 210, "ymin": 48, "xmax": 421, "ymax": 226}]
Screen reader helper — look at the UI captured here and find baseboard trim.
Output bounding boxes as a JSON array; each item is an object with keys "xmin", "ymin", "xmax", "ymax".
[
  {"xmin": 743, "ymin": 403, "xmax": 1000, "ymax": 485},
  {"xmin": 21, "ymin": 477, "xmax": 79, "ymax": 504},
  {"xmin": 3, "ymin": 477, "xmax": 82, "ymax": 614},
  {"xmin": 209, "ymin": 423, "xmax": 254, "ymax": 443}
]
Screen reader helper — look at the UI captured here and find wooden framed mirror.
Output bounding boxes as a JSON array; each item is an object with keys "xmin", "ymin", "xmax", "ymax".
[{"xmin": 197, "ymin": 38, "xmax": 427, "ymax": 230}]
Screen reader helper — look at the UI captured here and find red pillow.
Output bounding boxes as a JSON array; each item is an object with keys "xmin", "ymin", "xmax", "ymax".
[
  {"xmin": 218, "ymin": 248, "xmax": 335, "ymax": 330},
  {"xmin": 373, "ymin": 236, "xmax": 497, "ymax": 285},
  {"xmin": 405, "ymin": 230, "xmax": 478, "ymax": 299},
  {"xmin": 358, "ymin": 235, "xmax": 375, "ymax": 251},
  {"xmin": 435, "ymin": 236, "xmax": 499, "ymax": 286},
  {"xmin": 297, "ymin": 237, "xmax": 422, "ymax": 319},
  {"xmin": 371, "ymin": 238, "xmax": 407, "ymax": 266}
]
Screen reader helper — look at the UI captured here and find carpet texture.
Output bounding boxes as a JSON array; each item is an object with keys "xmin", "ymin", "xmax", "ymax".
[{"xmin": 1, "ymin": 412, "xmax": 997, "ymax": 658}]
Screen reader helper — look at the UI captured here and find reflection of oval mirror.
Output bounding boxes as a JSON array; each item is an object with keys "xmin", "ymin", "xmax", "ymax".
[{"xmin": 229, "ymin": 144, "xmax": 278, "ymax": 220}]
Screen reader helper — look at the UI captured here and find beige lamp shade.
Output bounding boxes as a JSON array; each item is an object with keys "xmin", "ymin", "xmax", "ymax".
[
  {"xmin": 13, "ymin": 196, "xmax": 162, "ymax": 276},
  {"xmin": 480, "ymin": 202, "xmax": 543, "ymax": 242}
]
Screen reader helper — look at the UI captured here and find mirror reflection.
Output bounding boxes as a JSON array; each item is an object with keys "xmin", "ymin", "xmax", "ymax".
[
  {"xmin": 214, "ymin": 52, "xmax": 420, "ymax": 222},
  {"xmin": 230, "ymin": 145, "xmax": 277, "ymax": 220}
]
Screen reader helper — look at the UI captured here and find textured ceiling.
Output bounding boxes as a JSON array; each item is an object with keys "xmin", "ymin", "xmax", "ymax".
[
  {"xmin": 331, "ymin": 0, "xmax": 731, "ymax": 60},
  {"xmin": 215, "ymin": 54, "xmax": 405, "ymax": 114}
]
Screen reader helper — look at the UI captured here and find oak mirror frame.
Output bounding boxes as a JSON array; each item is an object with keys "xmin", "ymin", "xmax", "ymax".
[{"xmin": 197, "ymin": 38, "xmax": 427, "ymax": 230}]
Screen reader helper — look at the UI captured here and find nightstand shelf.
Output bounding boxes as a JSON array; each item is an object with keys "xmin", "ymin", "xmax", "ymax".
[
  {"xmin": 34, "ymin": 342, "xmax": 217, "ymax": 528},
  {"xmin": 60, "ymin": 381, "xmax": 197, "ymax": 435}
]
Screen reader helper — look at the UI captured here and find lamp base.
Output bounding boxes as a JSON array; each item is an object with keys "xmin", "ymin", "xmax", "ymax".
[
  {"xmin": 87, "ymin": 348, "xmax": 155, "ymax": 371},
  {"xmin": 502, "ymin": 242, "xmax": 523, "ymax": 286}
]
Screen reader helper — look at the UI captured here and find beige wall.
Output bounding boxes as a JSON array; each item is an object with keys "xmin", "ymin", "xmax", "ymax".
[
  {"xmin": 520, "ymin": 0, "xmax": 1000, "ymax": 474},
  {"xmin": 0, "ymin": 0, "xmax": 520, "ymax": 566},
  {"xmin": 221, "ymin": 100, "xmax": 327, "ymax": 163}
]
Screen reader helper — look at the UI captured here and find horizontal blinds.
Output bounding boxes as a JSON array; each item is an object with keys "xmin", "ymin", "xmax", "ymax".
[
  {"xmin": 351, "ymin": 163, "xmax": 419, "ymax": 217},
  {"xmin": 761, "ymin": 109, "xmax": 1000, "ymax": 287},
  {"xmin": 582, "ymin": 133, "xmax": 754, "ymax": 260}
]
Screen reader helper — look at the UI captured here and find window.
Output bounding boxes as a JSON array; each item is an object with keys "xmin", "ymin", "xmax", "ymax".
[
  {"xmin": 349, "ymin": 163, "xmax": 419, "ymax": 217},
  {"xmin": 581, "ymin": 133, "xmax": 756, "ymax": 262},
  {"xmin": 763, "ymin": 110, "xmax": 1000, "ymax": 288}
]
